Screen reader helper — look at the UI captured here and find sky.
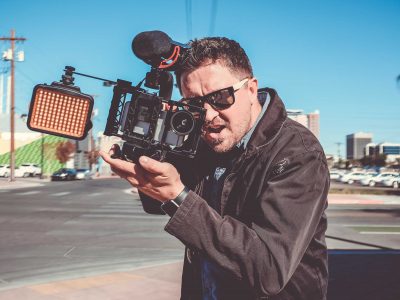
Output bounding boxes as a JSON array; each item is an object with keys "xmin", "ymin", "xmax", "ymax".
[{"xmin": 1, "ymin": 0, "xmax": 399, "ymax": 156}]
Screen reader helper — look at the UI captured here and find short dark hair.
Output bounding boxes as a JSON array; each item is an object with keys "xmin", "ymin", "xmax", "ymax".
[{"xmin": 175, "ymin": 37, "xmax": 253, "ymax": 91}]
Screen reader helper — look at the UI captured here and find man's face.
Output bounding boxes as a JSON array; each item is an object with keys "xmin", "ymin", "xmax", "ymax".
[{"xmin": 180, "ymin": 62, "xmax": 260, "ymax": 153}]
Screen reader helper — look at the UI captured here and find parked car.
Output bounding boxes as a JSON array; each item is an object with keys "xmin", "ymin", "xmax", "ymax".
[
  {"xmin": 0, "ymin": 165, "xmax": 9, "ymax": 177},
  {"xmin": 340, "ymin": 171, "xmax": 367, "ymax": 184},
  {"xmin": 51, "ymin": 168, "xmax": 77, "ymax": 181},
  {"xmin": 0, "ymin": 166, "xmax": 29, "ymax": 178},
  {"xmin": 360, "ymin": 172, "xmax": 399, "ymax": 187},
  {"xmin": 382, "ymin": 174, "xmax": 400, "ymax": 189},
  {"xmin": 330, "ymin": 170, "xmax": 343, "ymax": 181},
  {"xmin": 14, "ymin": 167, "xmax": 30, "ymax": 178},
  {"xmin": 76, "ymin": 168, "xmax": 93, "ymax": 180},
  {"xmin": 18, "ymin": 163, "xmax": 41, "ymax": 177}
]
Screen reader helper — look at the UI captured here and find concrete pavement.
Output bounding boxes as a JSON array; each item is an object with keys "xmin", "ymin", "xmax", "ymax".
[
  {"xmin": 0, "ymin": 175, "xmax": 116, "ymax": 190},
  {"xmin": 0, "ymin": 262, "xmax": 183, "ymax": 300}
]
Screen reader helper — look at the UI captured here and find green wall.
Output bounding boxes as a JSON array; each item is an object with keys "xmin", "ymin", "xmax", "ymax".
[{"xmin": 0, "ymin": 135, "xmax": 67, "ymax": 175}]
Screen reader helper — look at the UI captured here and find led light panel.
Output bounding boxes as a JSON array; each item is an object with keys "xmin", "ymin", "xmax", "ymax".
[{"xmin": 27, "ymin": 84, "xmax": 94, "ymax": 140}]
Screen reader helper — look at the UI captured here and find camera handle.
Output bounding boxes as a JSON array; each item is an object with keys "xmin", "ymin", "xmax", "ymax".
[
  {"xmin": 115, "ymin": 143, "xmax": 169, "ymax": 163},
  {"xmin": 144, "ymin": 68, "xmax": 173, "ymax": 101}
]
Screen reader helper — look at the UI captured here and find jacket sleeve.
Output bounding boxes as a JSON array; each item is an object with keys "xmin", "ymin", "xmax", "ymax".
[{"xmin": 164, "ymin": 150, "xmax": 329, "ymax": 296}]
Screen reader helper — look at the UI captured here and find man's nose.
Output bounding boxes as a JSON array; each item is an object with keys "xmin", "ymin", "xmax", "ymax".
[{"xmin": 204, "ymin": 102, "xmax": 219, "ymax": 123}]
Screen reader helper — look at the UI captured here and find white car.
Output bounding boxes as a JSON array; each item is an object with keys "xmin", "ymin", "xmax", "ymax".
[
  {"xmin": 329, "ymin": 170, "xmax": 343, "ymax": 181},
  {"xmin": 0, "ymin": 166, "xmax": 29, "ymax": 178},
  {"xmin": 360, "ymin": 172, "xmax": 398, "ymax": 187},
  {"xmin": 382, "ymin": 175, "xmax": 400, "ymax": 189},
  {"xmin": 340, "ymin": 172, "xmax": 367, "ymax": 184},
  {"xmin": 0, "ymin": 165, "xmax": 9, "ymax": 177},
  {"xmin": 18, "ymin": 163, "xmax": 42, "ymax": 177},
  {"xmin": 75, "ymin": 168, "xmax": 93, "ymax": 180}
]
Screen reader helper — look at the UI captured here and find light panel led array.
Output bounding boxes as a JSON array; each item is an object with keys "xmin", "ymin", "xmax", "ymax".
[{"xmin": 28, "ymin": 85, "xmax": 93, "ymax": 139}]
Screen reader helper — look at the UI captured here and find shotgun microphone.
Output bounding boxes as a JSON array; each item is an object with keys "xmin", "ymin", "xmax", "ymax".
[{"xmin": 132, "ymin": 30, "xmax": 188, "ymax": 70}]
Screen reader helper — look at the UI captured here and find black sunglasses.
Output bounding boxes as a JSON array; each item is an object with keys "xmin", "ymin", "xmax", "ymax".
[{"xmin": 181, "ymin": 78, "xmax": 249, "ymax": 110}]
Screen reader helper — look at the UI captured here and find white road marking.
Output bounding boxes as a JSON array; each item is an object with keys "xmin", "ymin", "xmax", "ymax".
[
  {"xmin": 63, "ymin": 246, "xmax": 76, "ymax": 257},
  {"xmin": 14, "ymin": 191, "xmax": 41, "ymax": 196},
  {"xmin": 51, "ymin": 192, "xmax": 71, "ymax": 197},
  {"xmin": 87, "ymin": 192, "xmax": 103, "ymax": 197},
  {"xmin": 343, "ymin": 224, "xmax": 400, "ymax": 228},
  {"xmin": 360, "ymin": 232, "xmax": 400, "ymax": 235}
]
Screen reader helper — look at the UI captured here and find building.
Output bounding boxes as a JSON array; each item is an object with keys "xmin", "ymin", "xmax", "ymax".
[
  {"xmin": 365, "ymin": 142, "xmax": 377, "ymax": 156},
  {"xmin": 365, "ymin": 142, "xmax": 400, "ymax": 163},
  {"xmin": 308, "ymin": 111, "xmax": 320, "ymax": 139},
  {"xmin": 71, "ymin": 131, "xmax": 94, "ymax": 170},
  {"xmin": 287, "ymin": 109, "xmax": 320, "ymax": 139},
  {"xmin": 97, "ymin": 132, "xmax": 122, "ymax": 175},
  {"xmin": 0, "ymin": 113, "xmax": 42, "ymax": 155},
  {"xmin": 346, "ymin": 132, "xmax": 373, "ymax": 160}
]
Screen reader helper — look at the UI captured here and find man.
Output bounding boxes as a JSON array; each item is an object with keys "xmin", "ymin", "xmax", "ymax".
[{"xmin": 100, "ymin": 37, "xmax": 329, "ymax": 299}]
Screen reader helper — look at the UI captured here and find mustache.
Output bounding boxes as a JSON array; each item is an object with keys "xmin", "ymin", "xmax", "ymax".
[{"xmin": 203, "ymin": 119, "xmax": 226, "ymax": 129}]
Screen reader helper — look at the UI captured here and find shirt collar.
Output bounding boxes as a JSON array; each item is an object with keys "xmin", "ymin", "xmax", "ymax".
[{"xmin": 238, "ymin": 92, "xmax": 271, "ymax": 149}]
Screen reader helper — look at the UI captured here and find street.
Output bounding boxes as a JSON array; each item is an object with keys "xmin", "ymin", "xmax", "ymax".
[
  {"xmin": 0, "ymin": 177, "xmax": 399, "ymax": 293},
  {"xmin": 0, "ymin": 178, "xmax": 184, "ymax": 291}
]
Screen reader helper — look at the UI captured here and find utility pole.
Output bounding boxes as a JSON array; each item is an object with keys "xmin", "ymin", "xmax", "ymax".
[
  {"xmin": 335, "ymin": 142, "xmax": 342, "ymax": 162},
  {"xmin": 0, "ymin": 30, "xmax": 26, "ymax": 182}
]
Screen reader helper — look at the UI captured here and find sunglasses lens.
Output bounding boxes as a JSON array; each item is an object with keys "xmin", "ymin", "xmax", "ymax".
[
  {"xmin": 182, "ymin": 98, "xmax": 202, "ymax": 109},
  {"xmin": 206, "ymin": 88, "xmax": 234, "ymax": 109}
]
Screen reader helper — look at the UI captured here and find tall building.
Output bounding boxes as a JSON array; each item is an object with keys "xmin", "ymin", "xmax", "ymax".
[
  {"xmin": 346, "ymin": 132, "xmax": 373, "ymax": 160},
  {"xmin": 308, "ymin": 110, "xmax": 320, "ymax": 139},
  {"xmin": 287, "ymin": 109, "xmax": 320, "ymax": 139}
]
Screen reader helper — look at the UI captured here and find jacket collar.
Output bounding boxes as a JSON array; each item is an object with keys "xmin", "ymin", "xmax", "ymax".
[{"xmin": 245, "ymin": 88, "xmax": 287, "ymax": 155}]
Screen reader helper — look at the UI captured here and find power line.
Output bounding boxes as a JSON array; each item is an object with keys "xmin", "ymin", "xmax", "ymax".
[
  {"xmin": 186, "ymin": 0, "xmax": 192, "ymax": 40},
  {"xmin": 209, "ymin": 0, "xmax": 218, "ymax": 36}
]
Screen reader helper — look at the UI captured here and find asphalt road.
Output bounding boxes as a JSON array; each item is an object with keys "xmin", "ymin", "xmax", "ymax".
[
  {"xmin": 0, "ymin": 178, "xmax": 184, "ymax": 291},
  {"xmin": 0, "ymin": 178, "xmax": 399, "ymax": 291}
]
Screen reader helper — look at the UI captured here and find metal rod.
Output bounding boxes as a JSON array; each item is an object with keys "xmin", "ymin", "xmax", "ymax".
[{"xmin": 69, "ymin": 70, "xmax": 117, "ymax": 85}]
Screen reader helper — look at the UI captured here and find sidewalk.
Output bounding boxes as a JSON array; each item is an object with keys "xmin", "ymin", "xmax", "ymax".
[
  {"xmin": 0, "ymin": 177, "xmax": 47, "ymax": 189},
  {"xmin": 328, "ymin": 193, "xmax": 400, "ymax": 205},
  {"xmin": 0, "ymin": 175, "xmax": 117, "ymax": 190},
  {"xmin": 0, "ymin": 262, "xmax": 183, "ymax": 300}
]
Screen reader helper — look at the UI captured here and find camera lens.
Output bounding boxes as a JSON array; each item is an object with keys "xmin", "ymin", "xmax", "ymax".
[{"xmin": 170, "ymin": 110, "xmax": 195, "ymax": 135}]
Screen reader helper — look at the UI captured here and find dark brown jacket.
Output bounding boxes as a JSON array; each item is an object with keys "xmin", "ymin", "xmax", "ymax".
[{"xmin": 141, "ymin": 88, "xmax": 329, "ymax": 299}]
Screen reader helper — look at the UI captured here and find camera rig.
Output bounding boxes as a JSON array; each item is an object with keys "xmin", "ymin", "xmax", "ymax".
[
  {"xmin": 27, "ymin": 31, "xmax": 206, "ymax": 162},
  {"xmin": 104, "ymin": 69, "xmax": 206, "ymax": 162}
]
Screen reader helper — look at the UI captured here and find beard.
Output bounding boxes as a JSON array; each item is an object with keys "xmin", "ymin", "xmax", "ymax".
[{"xmin": 202, "ymin": 118, "xmax": 250, "ymax": 153}]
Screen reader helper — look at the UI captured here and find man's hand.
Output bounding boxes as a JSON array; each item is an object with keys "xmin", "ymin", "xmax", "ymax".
[{"xmin": 99, "ymin": 146, "xmax": 185, "ymax": 202}]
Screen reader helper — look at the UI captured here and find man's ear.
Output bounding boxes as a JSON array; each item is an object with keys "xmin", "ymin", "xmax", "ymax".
[{"xmin": 247, "ymin": 77, "xmax": 259, "ymax": 105}]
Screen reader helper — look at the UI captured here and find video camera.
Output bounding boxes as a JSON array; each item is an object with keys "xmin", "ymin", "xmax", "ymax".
[{"xmin": 27, "ymin": 31, "xmax": 206, "ymax": 162}]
